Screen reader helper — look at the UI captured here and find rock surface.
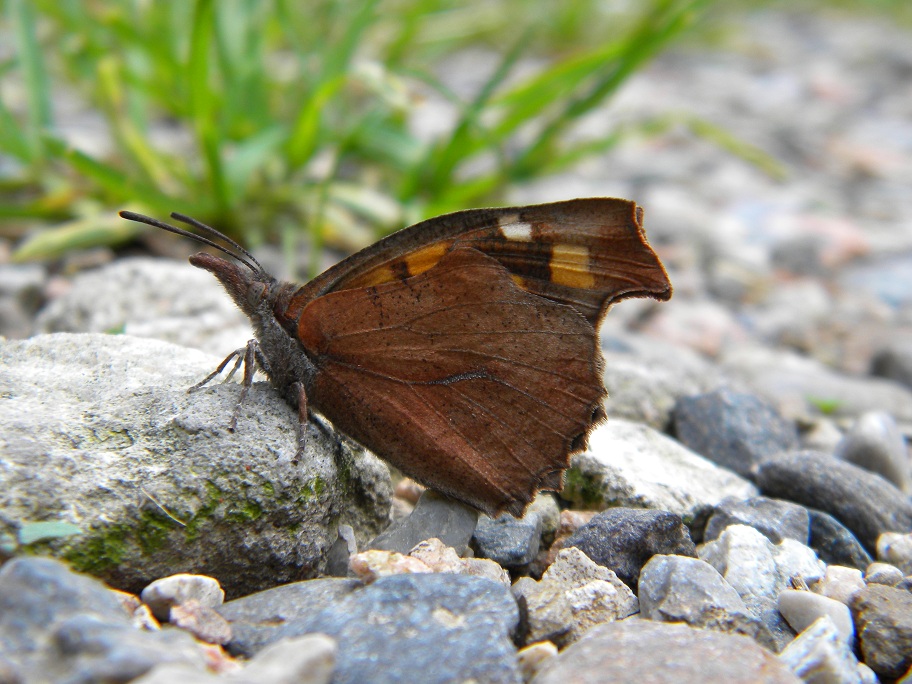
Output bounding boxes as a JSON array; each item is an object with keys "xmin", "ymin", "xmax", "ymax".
[{"xmin": 0, "ymin": 333, "xmax": 392, "ymax": 596}]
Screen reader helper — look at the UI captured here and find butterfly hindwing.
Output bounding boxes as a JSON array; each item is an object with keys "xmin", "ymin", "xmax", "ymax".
[{"xmin": 293, "ymin": 246, "xmax": 606, "ymax": 516}]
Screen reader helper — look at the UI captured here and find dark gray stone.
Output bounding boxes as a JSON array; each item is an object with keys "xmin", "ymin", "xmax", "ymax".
[
  {"xmin": 742, "ymin": 595, "xmax": 796, "ymax": 653},
  {"xmin": 756, "ymin": 451, "xmax": 912, "ymax": 551},
  {"xmin": 304, "ymin": 573, "xmax": 520, "ymax": 684},
  {"xmin": 638, "ymin": 554, "xmax": 775, "ymax": 650},
  {"xmin": 218, "ymin": 578, "xmax": 361, "ymax": 658},
  {"xmin": 473, "ymin": 512, "xmax": 542, "ymax": 568},
  {"xmin": 0, "ymin": 557, "xmax": 205, "ymax": 682},
  {"xmin": 703, "ymin": 496, "xmax": 809, "ymax": 544},
  {"xmin": 850, "ymin": 584, "xmax": 912, "ymax": 679},
  {"xmin": 672, "ymin": 388, "xmax": 799, "ymax": 479},
  {"xmin": 872, "ymin": 343, "xmax": 912, "ymax": 391},
  {"xmin": 808, "ymin": 509, "xmax": 873, "ymax": 570},
  {"xmin": 564, "ymin": 508, "xmax": 696, "ymax": 591},
  {"xmin": 367, "ymin": 490, "xmax": 478, "ymax": 555},
  {"xmin": 529, "ymin": 619, "xmax": 800, "ymax": 684}
]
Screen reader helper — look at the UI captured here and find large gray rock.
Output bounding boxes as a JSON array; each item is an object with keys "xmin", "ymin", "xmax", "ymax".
[
  {"xmin": 0, "ymin": 557, "xmax": 207, "ymax": 683},
  {"xmin": 564, "ymin": 419, "xmax": 757, "ymax": 526},
  {"xmin": 0, "ymin": 333, "xmax": 392, "ymax": 596}
]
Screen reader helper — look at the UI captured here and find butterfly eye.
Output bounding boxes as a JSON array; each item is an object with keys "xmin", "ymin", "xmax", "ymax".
[{"xmin": 247, "ymin": 282, "xmax": 267, "ymax": 307}]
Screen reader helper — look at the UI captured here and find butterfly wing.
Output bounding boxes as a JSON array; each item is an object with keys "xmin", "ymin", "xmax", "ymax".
[
  {"xmin": 284, "ymin": 198, "xmax": 671, "ymax": 327},
  {"xmin": 294, "ymin": 247, "xmax": 606, "ymax": 516}
]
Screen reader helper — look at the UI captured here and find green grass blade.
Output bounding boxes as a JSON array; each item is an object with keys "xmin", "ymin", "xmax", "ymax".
[
  {"xmin": 12, "ymin": 213, "xmax": 144, "ymax": 262},
  {"xmin": 8, "ymin": 0, "xmax": 52, "ymax": 159}
]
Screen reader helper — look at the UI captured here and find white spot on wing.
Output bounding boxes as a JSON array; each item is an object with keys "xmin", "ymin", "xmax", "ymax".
[{"xmin": 499, "ymin": 219, "xmax": 533, "ymax": 241}]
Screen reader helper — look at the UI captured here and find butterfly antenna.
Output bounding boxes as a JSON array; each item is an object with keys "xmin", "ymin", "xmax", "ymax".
[{"xmin": 119, "ymin": 211, "xmax": 265, "ymax": 275}]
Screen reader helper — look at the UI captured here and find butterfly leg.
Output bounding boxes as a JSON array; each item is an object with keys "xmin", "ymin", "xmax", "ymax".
[{"xmin": 189, "ymin": 340, "xmax": 260, "ymax": 432}]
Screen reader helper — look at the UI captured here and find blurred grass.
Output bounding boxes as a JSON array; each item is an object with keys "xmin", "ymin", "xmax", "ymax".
[
  {"xmin": 1, "ymin": 0, "xmax": 901, "ymax": 268},
  {"xmin": 0, "ymin": 0, "xmax": 718, "ymax": 265}
]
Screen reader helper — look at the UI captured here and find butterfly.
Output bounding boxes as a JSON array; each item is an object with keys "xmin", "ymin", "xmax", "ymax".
[{"xmin": 120, "ymin": 198, "xmax": 671, "ymax": 517}]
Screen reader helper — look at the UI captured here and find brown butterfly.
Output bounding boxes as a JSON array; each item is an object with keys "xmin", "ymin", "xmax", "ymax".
[{"xmin": 120, "ymin": 198, "xmax": 671, "ymax": 517}]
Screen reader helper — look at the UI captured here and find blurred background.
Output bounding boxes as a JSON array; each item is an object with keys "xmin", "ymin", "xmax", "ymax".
[{"xmin": 1, "ymin": 0, "xmax": 911, "ymax": 384}]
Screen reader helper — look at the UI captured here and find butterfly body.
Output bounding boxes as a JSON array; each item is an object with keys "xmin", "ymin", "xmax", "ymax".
[{"xmin": 122, "ymin": 198, "xmax": 671, "ymax": 517}]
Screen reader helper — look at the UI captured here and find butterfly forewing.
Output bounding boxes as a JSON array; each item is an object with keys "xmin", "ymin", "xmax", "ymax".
[
  {"xmin": 284, "ymin": 198, "xmax": 670, "ymax": 326},
  {"xmin": 292, "ymin": 247, "xmax": 606, "ymax": 516}
]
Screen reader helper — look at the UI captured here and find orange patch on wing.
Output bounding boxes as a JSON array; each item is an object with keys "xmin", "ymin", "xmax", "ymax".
[
  {"xmin": 551, "ymin": 244, "xmax": 595, "ymax": 289},
  {"xmin": 404, "ymin": 242, "xmax": 451, "ymax": 278}
]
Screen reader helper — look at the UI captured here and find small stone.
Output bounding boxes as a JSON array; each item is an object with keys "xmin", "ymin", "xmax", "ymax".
[
  {"xmin": 236, "ymin": 633, "xmax": 336, "ymax": 684},
  {"xmin": 673, "ymin": 388, "xmax": 799, "ymax": 479},
  {"xmin": 529, "ymin": 620, "xmax": 800, "ymax": 684},
  {"xmin": 324, "ymin": 525, "xmax": 358, "ymax": 578},
  {"xmin": 517, "ymin": 641, "xmax": 558, "ymax": 682},
  {"xmin": 704, "ymin": 496, "xmax": 810, "ymax": 544},
  {"xmin": 513, "ymin": 547, "xmax": 638, "ymax": 646},
  {"xmin": 850, "ymin": 584, "xmax": 912, "ymax": 679},
  {"xmin": 348, "ymin": 550, "xmax": 433, "ymax": 583},
  {"xmin": 778, "ymin": 616, "xmax": 863, "ymax": 684},
  {"xmin": 808, "ymin": 509, "xmax": 873, "ymax": 570},
  {"xmin": 217, "ymin": 578, "xmax": 360, "ymax": 659},
  {"xmin": 639, "ymin": 554, "xmax": 774, "ymax": 648},
  {"xmin": 813, "ymin": 566, "xmax": 865, "ymax": 606},
  {"xmin": 871, "ymin": 343, "xmax": 912, "ymax": 391},
  {"xmin": 778, "ymin": 590, "xmax": 854, "ymax": 644},
  {"xmin": 141, "ymin": 574, "xmax": 225, "ymax": 622},
  {"xmin": 877, "ymin": 531, "xmax": 912, "ymax": 574},
  {"xmin": 169, "ymin": 599, "xmax": 233, "ymax": 645},
  {"xmin": 564, "ymin": 508, "xmax": 696, "ymax": 590},
  {"xmin": 834, "ymin": 411, "xmax": 910, "ymax": 493},
  {"xmin": 473, "ymin": 511, "xmax": 542, "ymax": 568},
  {"xmin": 409, "ymin": 538, "xmax": 509, "ymax": 587},
  {"xmin": 394, "ymin": 478, "xmax": 425, "ymax": 504},
  {"xmin": 864, "ymin": 562, "xmax": 904, "ymax": 586},
  {"xmin": 367, "ymin": 490, "xmax": 478, "ymax": 555}
]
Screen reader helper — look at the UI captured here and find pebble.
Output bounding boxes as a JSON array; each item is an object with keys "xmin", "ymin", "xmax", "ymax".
[
  {"xmin": 777, "ymin": 616, "xmax": 865, "ymax": 684},
  {"xmin": 473, "ymin": 511, "xmax": 542, "ymax": 569},
  {"xmin": 563, "ymin": 507, "xmax": 696, "ymax": 590},
  {"xmin": 217, "ymin": 578, "xmax": 361, "ymax": 658},
  {"xmin": 863, "ymin": 562, "xmax": 904, "ymax": 587},
  {"xmin": 833, "ymin": 411, "xmax": 911, "ymax": 492},
  {"xmin": 168, "ymin": 599, "xmax": 233, "ymax": 645},
  {"xmin": 530, "ymin": 619, "xmax": 800, "ymax": 684},
  {"xmin": 638, "ymin": 554, "xmax": 774, "ymax": 648},
  {"xmin": 512, "ymin": 547, "xmax": 638, "ymax": 646},
  {"xmin": 133, "ymin": 634, "xmax": 337, "ymax": 684},
  {"xmin": 140, "ymin": 573, "xmax": 225, "ymax": 622},
  {"xmin": 699, "ymin": 524, "xmax": 824, "ymax": 602},
  {"xmin": 871, "ymin": 342, "xmax": 912, "ymax": 390},
  {"xmin": 778, "ymin": 590, "xmax": 854, "ymax": 644},
  {"xmin": 850, "ymin": 584, "xmax": 912, "ymax": 679},
  {"xmin": 813, "ymin": 565, "xmax": 866, "ymax": 606},
  {"xmin": 366, "ymin": 490, "xmax": 479, "ymax": 555},
  {"xmin": 516, "ymin": 641, "xmax": 558, "ymax": 682},
  {"xmin": 876, "ymin": 531, "xmax": 912, "ymax": 574},
  {"xmin": 673, "ymin": 388, "xmax": 799, "ymax": 479},
  {"xmin": 756, "ymin": 450, "xmax": 912, "ymax": 551},
  {"xmin": 703, "ymin": 495, "xmax": 810, "ymax": 544},
  {"xmin": 808, "ymin": 509, "xmax": 874, "ymax": 570}
]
